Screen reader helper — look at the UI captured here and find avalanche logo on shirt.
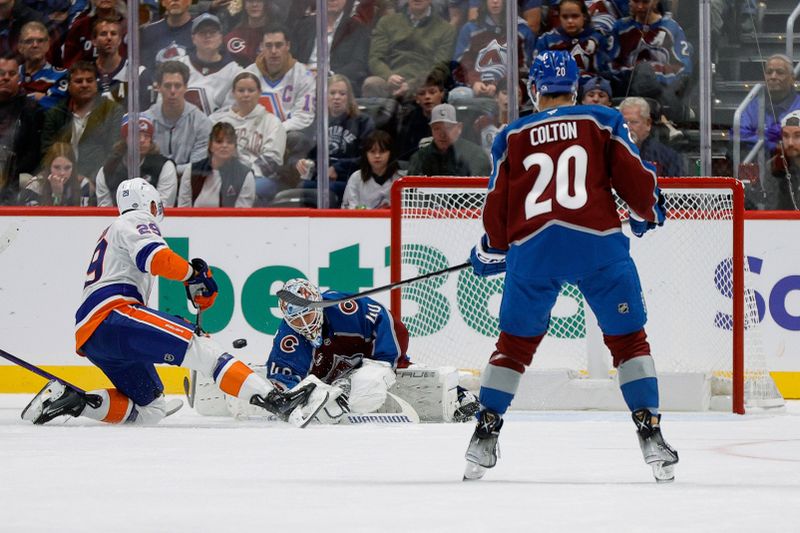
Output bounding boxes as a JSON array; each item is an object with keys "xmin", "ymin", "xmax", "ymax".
[
  {"xmin": 338, "ymin": 300, "xmax": 358, "ymax": 315},
  {"xmin": 280, "ymin": 334, "xmax": 299, "ymax": 353},
  {"xmin": 227, "ymin": 37, "xmax": 246, "ymax": 55}
]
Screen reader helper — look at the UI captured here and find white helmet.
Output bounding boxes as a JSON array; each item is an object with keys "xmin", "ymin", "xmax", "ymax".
[
  {"xmin": 279, "ymin": 278, "xmax": 323, "ymax": 348},
  {"xmin": 117, "ymin": 177, "xmax": 164, "ymax": 222}
]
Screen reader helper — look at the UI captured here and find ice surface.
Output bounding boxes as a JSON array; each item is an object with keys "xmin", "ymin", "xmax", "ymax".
[{"xmin": 1, "ymin": 395, "xmax": 799, "ymax": 532}]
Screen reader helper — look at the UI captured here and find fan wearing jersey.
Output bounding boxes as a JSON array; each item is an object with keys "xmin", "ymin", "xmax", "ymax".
[
  {"xmin": 463, "ymin": 51, "xmax": 678, "ymax": 483},
  {"xmin": 267, "ymin": 279, "xmax": 413, "ymax": 423},
  {"xmin": 22, "ymin": 179, "xmax": 327, "ymax": 427}
]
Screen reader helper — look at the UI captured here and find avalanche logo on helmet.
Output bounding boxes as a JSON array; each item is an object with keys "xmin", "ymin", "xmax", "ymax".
[{"xmin": 528, "ymin": 50, "xmax": 580, "ymax": 110}]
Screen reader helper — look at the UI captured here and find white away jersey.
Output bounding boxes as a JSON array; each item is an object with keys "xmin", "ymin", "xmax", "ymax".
[
  {"xmin": 244, "ymin": 61, "xmax": 316, "ymax": 132},
  {"xmin": 75, "ymin": 210, "xmax": 168, "ymax": 349}
]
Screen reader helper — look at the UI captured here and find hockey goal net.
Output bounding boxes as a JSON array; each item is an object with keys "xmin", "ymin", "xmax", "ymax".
[{"xmin": 390, "ymin": 176, "xmax": 784, "ymax": 414}]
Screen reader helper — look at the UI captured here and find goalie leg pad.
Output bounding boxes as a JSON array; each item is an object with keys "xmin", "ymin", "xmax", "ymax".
[
  {"xmin": 349, "ymin": 359, "xmax": 396, "ymax": 414},
  {"xmin": 390, "ymin": 366, "xmax": 458, "ymax": 422}
]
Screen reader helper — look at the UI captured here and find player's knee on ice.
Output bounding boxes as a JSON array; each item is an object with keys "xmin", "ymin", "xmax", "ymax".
[{"xmin": 348, "ymin": 360, "xmax": 396, "ymax": 413}]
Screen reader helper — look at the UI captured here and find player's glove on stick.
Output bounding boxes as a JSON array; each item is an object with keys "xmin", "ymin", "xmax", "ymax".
[
  {"xmin": 184, "ymin": 258, "xmax": 218, "ymax": 310},
  {"xmin": 630, "ymin": 189, "xmax": 666, "ymax": 238},
  {"xmin": 470, "ymin": 234, "xmax": 507, "ymax": 277}
]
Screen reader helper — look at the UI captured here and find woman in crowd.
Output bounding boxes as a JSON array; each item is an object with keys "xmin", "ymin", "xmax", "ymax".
[
  {"xmin": 19, "ymin": 142, "xmax": 93, "ymax": 206},
  {"xmin": 178, "ymin": 121, "xmax": 256, "ymax": 207},
  {"xmin": 210, "ymin": 72, "xmax": 286, "ymax": 204},
  {"xmin": 296, "ymin": 74, "xmax": 374, "ymax": 203},
  {"xmin": 341, "ymin": 129, "xmax": 404, "ymax": 209},
  {"xmin": 224, "ymin": 0, "xmax": 275, "ymax": 67},
  {"xmin": 95, "ymin": 113, "xmax": 178, "ymax": 207}
]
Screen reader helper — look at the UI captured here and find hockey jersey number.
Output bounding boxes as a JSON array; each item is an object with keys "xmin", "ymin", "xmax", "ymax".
[{"xmin": 523, "ymin": 145, "xmax": 588, "ymax": 219}]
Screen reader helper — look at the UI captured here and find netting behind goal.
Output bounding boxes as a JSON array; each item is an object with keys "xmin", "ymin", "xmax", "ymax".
[{"xmin": 390, "ymin": 176, "xmax": 784, "ymax": 414}]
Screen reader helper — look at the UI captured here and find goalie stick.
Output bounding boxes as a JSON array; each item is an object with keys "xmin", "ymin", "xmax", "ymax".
[
  {"xmin": 0, "ymin": 348, "xmax": 88, "ymax": 394},
  {"xmin": 277, "ymin": 261, "xmax": 472, "ymax": 308}
]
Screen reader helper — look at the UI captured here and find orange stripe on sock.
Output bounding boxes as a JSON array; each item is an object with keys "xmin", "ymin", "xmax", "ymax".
[
  {"xmin": 103, "ymin": 389, "xmax": 131, "ymax": 424},
  {"xmin": 119, "ymin": 306, "xmax": 194, "ymax": 341},
  {"xmin": 218, "ymin": 361, "xmax": 253, "ymax": 397}
]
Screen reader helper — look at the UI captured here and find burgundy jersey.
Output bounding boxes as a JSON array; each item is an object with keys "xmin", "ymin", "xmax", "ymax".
[{"xmin": 484, "ymin": 104, "xmax": 660, "ymax": 278}]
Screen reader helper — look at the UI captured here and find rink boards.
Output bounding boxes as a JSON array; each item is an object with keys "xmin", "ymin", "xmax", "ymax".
[{"xmin": 0, "ymin": 208, "xmax": 799, "ymax": 398}]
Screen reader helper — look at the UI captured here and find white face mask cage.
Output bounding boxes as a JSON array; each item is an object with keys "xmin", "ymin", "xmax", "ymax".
[{"xmin": 278, "ymin": 279, "xmax": 324, "ymax": 347}]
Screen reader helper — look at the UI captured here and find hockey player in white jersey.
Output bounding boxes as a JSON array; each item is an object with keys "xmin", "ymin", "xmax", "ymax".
[{"xmin": 22, "ymin": 178, "xmax": 327, "ymax": 427}]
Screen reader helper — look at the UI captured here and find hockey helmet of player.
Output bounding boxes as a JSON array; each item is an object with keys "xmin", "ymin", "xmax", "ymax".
[
  {"xmin": 279, "ymin": 278, "xmax": 324, "ymax": 348},
  {"xmin": 117, "ymin": 177, "xmax": 164, "ymax": 222},
  {"xmin": 528, "ymin": 50, "xmax": 580, "ymax": 110}
]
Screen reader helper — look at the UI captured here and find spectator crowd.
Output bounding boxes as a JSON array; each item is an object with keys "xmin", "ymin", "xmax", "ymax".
[{"xmin": 0, "ymin": 0, "xmax": 795, "ymax": 209}]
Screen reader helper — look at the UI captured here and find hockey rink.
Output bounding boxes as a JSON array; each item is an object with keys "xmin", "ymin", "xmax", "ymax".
[{"xmin": 1, "ymin": 396, "xmax": 799, "ymax": 533}]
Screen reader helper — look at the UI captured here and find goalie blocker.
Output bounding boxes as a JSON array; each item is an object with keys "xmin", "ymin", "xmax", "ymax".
[{"xmin": 192, "ymin": 364, "xmax": 478, "ymax": 424}]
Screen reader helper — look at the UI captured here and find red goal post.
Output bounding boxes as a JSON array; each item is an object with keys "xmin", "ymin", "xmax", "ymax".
[{"xmin": 390, "ymin": 176, "xmax": 783, "ymax": 414}]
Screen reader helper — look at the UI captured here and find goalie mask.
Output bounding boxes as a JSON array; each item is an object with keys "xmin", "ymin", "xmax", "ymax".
[
  {"xmin": 116, "ymin": 177, "xmax": 164, "ymax": 222},
  {"xmin": 528, "ymin": 50, "xmax": 580, "ymax": 111},
  {"xmin": 279, "ymin": 278, "xmax": 324, "ymax": 348}
]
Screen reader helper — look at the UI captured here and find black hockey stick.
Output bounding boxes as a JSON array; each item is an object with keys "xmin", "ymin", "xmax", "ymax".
[
  {"xmin": 277, "ymin": 261, "xmax": 472, "ymax": 309},
  {"xmin": 0, "ymin": 348, "xmax": 87, "ymax": 394}
]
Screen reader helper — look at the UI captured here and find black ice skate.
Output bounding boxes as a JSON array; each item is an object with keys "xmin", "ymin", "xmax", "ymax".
[
  {"xmin": 632, "ymin": 409, "xmax": 679, "ymax": 483},
  {"xmin": 463, "ymin": 409, "xmax": 503, "ymax": 481},
  {"xmin": 250, "ymin": 382, "xmax": 328, "ymax": 428},
  {"xmin": 21, "ymin": 380, "xmax": 99, "ymax": 425}
]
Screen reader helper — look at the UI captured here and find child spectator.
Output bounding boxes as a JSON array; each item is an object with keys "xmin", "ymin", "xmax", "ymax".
[
  {"xmin": 580, "ymin": 75, "xmax": 612, "ymax": 106},
  {"xmin": 395, "ymin": 72, "xmax": 447, "ymax": 162},
  {"xmin": 95, "ymin": 113, "xmax": 178, "ymax": 207},
  {"xmin": 342, "ymin": 130, "xmax": 405, "ymax": 209},
  {"xmin": 536, "ymin": 0, "xmax": 609, "ymax": 83},
  {"xmin": 178, "ymin": 121, "xmax": 256, "ymax": 207}
]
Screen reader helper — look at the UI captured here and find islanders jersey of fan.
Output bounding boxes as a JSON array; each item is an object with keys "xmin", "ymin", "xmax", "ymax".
[
  {"xmin": 266, "ymin": 292, "xmax": 407, "ymax": 390},
  {"xmin": 74, "ymin": 210, "xmax": 193, "ymax": 352},
  {"xmin": 484, "ymin": 104, "xmax": 660, "ymax": 279}
]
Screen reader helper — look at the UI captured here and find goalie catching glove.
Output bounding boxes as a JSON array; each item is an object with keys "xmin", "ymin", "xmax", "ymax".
[
  {"xmin": 470, "ymin": 234, "xmax": 507, "ymax": 277},
  {"xmin": 629, "ymin": 189, "xmax": 667, "ymax": 238},
  {"xmin": 184, "ymin": 258, "xmax": 218, "ymax": 310}
]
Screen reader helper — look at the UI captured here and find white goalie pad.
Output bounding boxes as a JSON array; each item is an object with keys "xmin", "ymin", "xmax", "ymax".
[{"xmin": 389, "ymin": 366, "xmax": 460, "ymax": 422}]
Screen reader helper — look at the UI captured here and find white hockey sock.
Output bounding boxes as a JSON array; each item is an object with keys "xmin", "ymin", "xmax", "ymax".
[{"xmin": 182, "ymin": 335, "xmax": 273, "ymax": 399}]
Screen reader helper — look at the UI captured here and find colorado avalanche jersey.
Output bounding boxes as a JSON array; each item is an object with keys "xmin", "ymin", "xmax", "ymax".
[
  {"xmin": 244, "ymin": 60, "xmax": 316, "ymax": 132},
  {"xmin": 177, "ymin": 54, "xmax": 242, "ymax": 115},
  {"xmin": 484, "ymin": 104, "xmax": 660, "ymax": 279},
  {"xmin": 74, "ymin": 210, "xmax": 168, "ymax": 351},
  {"xmin": 609, "ymin": 15, "xmax": 692, "ymax": 84},
  {"xmin": 535, "ymin": 27, "xmax": 610, "ymax": 80},
  {"xmin": 266, "ymin": 292, "xmax": 406, "ymax": 390}
]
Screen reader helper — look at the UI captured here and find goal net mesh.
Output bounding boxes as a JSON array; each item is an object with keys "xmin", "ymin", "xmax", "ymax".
[{"xmin": 393, "ymin": 177, "xmax": 783, "ymax": 412}]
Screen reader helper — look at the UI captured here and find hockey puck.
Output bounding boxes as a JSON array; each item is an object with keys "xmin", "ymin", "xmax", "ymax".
[{"xmin": 232, "ymin": 338, "xmax": 248, "ymax": 349}]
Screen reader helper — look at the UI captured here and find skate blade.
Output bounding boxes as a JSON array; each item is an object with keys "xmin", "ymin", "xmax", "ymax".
[
  {"xmin": 288, "ymin": 388, "xmax": 329, "ymax": 428},
  {"xmin": 165, "ymin": 398, "xmax": 184, "ymax": 417},
  {"xmin": 463, "ymin": 461, "xmax": 487, "ymax": 481},
  {"xmin": 652, "ymin": 462, "xmax": 675, "ymax": 483}
]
